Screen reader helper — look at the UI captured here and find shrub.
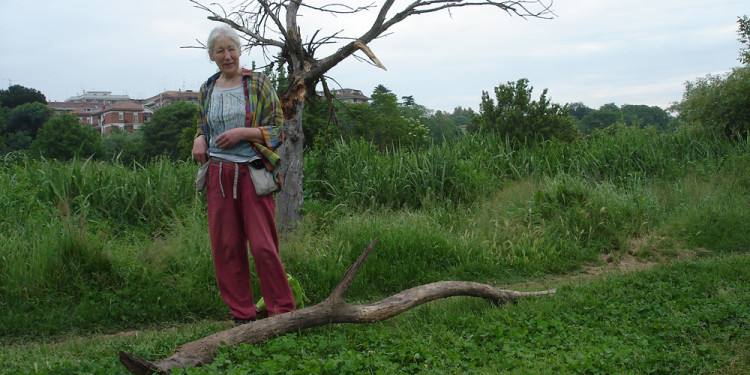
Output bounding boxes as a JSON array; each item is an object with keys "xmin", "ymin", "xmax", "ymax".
[
  {"xmin": 467, "ymin": 78, "xmax": 580, "ymax": 144},
  {"xmin": 31, "ymin": 113, "xmax": 103, "ymax": 160},
  {"xmin": 671, "ymin": 65, "xmax": 750, "ymax": 139}
]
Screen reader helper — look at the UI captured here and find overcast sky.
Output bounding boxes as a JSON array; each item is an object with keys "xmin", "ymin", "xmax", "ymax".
[{"xmin": 1, "ymin": 0, "xmax": 746, "ymax": 113}]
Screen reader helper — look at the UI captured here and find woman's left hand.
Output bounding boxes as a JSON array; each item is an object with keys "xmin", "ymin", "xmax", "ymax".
[{"xmin": 214, "ymin": 128, "xmax": 251, "ymax": 149}]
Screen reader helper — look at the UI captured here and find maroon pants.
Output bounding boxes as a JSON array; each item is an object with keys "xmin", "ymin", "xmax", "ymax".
[{"xmin": 206, "ymin": 161, "xmax": 295, "ymax": 319}]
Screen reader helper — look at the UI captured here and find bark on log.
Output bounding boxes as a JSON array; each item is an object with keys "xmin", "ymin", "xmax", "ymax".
[{"xmin": 119, "ymin": 238, "xmax": 556, "ymax": 374}]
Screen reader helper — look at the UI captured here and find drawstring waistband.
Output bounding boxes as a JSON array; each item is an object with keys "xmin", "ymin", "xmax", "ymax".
[
  {"xmin": 211, "ymin": 158, "xmax": 242, "ymax": 200},
  {"xmin": 233, "ymin": 163, "xmax": 239, "ymax": 199}
]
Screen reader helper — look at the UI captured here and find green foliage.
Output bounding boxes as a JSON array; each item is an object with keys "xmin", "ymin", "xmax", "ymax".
[
  {"xmin": 31, "ymin": 113, "xmax": 103, "ymax": 160},
  {"xmin": 260, "ymin": 54, "xmax": 289, "ymax": 93},
  {"xmin": 0, "ymin": 157, "xmax": 221, "ymax": 338},
  {"xmin": 303, "ymin": 88, "xmax": 462, "ymax": 149},
  {"xmin": 468, "ymin": 78, "xmax": 580, "ymax": 143},
  {"xmin": 0, "ymin": 84, "xmax": 47, "ymax": 109},
  {"xmin": 3, "ymin": 101, "xmax": 53, "ymax": 139},
  {"xmin": 738, "ymin": 15, "xmax": 750, "ymax": 65},
  {"xmin": 671, "ymin": 65, "xmax": 750, "ymax": 139},
  {"xmin": 303, "ymin": 95, "xmax": 340, "ymax": 151},
  {"xmin": 1, "ymin": 130, "xmax": 32, "ymax": 153},
  {"xmin": 102, "ymin": 128, "xmax": 146, "ymax": 164},
  {"xmin": 421, "ymin": 110, "xmax": 462, "ymax": 142},
  {"xmin": 0, "ymin": 100, "xmax": 5, "ymax": 132},
  {"xmin": 578, "ymin": 102, "xmax": 622, "ymax": 134},
  {"xmin": 140, "ymin": 101, "xmax": 199, "ymax": 160},
  {"xmin": 566, "ymin": 101, "xmax": 594, "ymax": 121},
  {"xmin": 340, "ymin": 91, "xmax": 429, "ymax": 149},
  {"xmin": 451, "ymin": 106, "xmax": 472, "ymax": 124},
  {"xmin": 373, "ymin": 84, "xmax": 391, "ymax": 94},
  {"xmin": 577, "ymin": 103, "xmax": 673, "ymax": 134},
  {"xmin": 621, "ymin": 104, "xmax": 673, "ymax": 130},
  {"xmin": 304, "ymin": 124, "xmax": 744, "ymax": 212}
]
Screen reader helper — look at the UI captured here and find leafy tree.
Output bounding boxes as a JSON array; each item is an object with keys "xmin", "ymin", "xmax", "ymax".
[
  {"xmin": 140, "ymin": 101, "xmax": 199, "ymax": 160},
  {"xmin": 31, "ymin": 113, "xmax": 103, "ymax": 160},
  {"xmin": 2, "ymin": 131, "xmax": 32, "ymax": 153},
  {"xmin": 342, "ymin": 91, "xmax": 429, "ymax": 149},
  {"xmin": 101, "ymin": 128, "xmax": 146, "ymax": 164},
  {"xmin": 178, "ymin": 127, "xmax": 198, "ymax": 161},
  {"xmin": 422, "ymin": 110, "xmax": 461, "ymax": 142},
  {"xmin": 4, "ymin": 102, "xmax": 53, "ymax": 139},
  {"xmin": 738, "ymin": 15, "xmax": 750, "ymax": 65},
  {"xmin": 621, "ymin": 104, "xmax": 673, "ymax": 131},
  {"xmin": 302, "ymin": 94, "xmax": 340, "ymax": 151},
  {"xmin": 450, "ymin": 106, "xmax": 472, "ymax": 127},
  {"xmin": 671, "ymin": 65, "xmax": 750, "ymax": 139},
  {"xmin": 0, "ymin": 85, "xmax": 47, "ymax": 110},
  {"xmin": 398, "ymin": 99, "xmax": 430, "ymax": 122},
  {"xmin": 579, "ymin": 103, "xmax": 622, "ymax": 135},
  {"xmin": 467, "ymin": 78, "xmax": 579, "ymax": 144},
  {"xmin": 373, "ymin": 85, "xmax": 391, "ymax": 95},
  {"xmin": 566, "ymin": 102, "xmax": 593, "ymax": 121}
]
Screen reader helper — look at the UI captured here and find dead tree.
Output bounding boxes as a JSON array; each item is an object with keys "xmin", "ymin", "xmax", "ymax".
[
  {"xmin": 188, "ymin": 0, "xmax": 555, "ymax": 234},
  {"xmin": 119, "ymin": 238, "xmax": 556, "ymax": 374}
]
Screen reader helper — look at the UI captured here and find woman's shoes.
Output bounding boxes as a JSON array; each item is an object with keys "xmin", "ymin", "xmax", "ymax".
[{"xmin": 233, "ymin": 316, "xmax": 256, "ymax": 326}]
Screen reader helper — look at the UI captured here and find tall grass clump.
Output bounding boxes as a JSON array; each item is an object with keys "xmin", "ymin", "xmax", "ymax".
[
  {"xmin": 303, "ymin": 124, "xmax": 743, "ymax": 214},
  {"xmin": 0, "ymin": 156, "xmax": 227, "ymax": 338},
  {"xmin": 655, "ymin": 153, "xmax": 750, "ymax": 253},
  {"xmin": 27, "ymin": 156, "xmax": 197, "ymax": 234},
  {"xmin": 304, "ymin": 138, "xmax": 503, "ymax": 210}
]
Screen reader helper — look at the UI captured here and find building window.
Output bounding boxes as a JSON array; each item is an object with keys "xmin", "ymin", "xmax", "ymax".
[
  {"xmin": 133, "ymin": 113, "xmax": 138, "ymax": 124},
  {"xmin": 119, "ymin": 112, "xmax": 124, "ymax": 120}
]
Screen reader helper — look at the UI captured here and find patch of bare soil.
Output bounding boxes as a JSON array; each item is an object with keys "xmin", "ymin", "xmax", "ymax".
[{"xmin": 504, "ymin": 236, "xmax": 709, "ymax": 291}]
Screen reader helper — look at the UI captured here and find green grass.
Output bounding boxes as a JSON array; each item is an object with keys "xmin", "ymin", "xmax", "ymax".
[
  {"xmin": 2, "ymin": 254, "xmax": 747, "ymax": 374},
  {"xmin": 1, "ymin": 125, "xmax": 749, "ymax": 373}
]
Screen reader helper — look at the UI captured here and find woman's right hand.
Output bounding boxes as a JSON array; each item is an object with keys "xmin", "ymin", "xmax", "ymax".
[{"xmin": 192, "ymin": 135, "xmax": 209, "ymax": 164}]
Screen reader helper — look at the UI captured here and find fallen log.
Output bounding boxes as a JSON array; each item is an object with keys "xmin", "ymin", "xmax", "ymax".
[{"xmin": 119, "ymin": 238, "xmax": 556, "ymax": 374}]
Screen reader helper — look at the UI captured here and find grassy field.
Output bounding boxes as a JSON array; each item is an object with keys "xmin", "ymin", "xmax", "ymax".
[{"xmin": 1, "ymin": 125, "xmax": 749, "ymax": 373}]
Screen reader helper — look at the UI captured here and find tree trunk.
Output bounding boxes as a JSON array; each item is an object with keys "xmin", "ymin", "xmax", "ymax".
[
  {"xmin": 276, "ymin": 101, "xmax": 305, "ymax": 235},
  {"xmin": 119, "ymin": 239, "xmax": 556, "ymax": 375}
]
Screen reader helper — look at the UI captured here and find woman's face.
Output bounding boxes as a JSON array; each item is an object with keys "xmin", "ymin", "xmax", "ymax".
[{"xmin": 211, "ymin": 36, "xmax": 240, "ymax": 77}]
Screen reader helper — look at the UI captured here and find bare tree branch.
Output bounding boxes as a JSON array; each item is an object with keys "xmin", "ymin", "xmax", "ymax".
[
  {"xmin": 353, "ymin": 40, "xmax": 387, "ymax": 70},
  {"xmin": 190, "ymin": 0, "xmax": 285, "ymax": 48},
  {"xmin": 299, "ymin": 1, "xmax": 376, "ymax": 14}
]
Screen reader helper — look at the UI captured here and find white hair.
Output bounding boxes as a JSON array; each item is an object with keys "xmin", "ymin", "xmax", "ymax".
[{"xmin": 207, "ymin": 25, "xmax": 241, "ymax": 61}]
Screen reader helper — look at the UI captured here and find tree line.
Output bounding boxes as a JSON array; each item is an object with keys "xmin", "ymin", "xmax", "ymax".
[{"xmin": 0, "ymin": 73, "xmax": 740, "ymax": 165}]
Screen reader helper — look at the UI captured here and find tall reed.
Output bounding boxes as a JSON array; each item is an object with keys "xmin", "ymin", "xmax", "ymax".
[{"xmin": 303, "ymin": 125, "xmax": 745, "ymax": 212}]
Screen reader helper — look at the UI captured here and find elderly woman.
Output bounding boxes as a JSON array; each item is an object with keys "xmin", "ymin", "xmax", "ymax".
[{"xmin": 192, "ymin": 25, "xmax": 295, "ymax": 324}]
